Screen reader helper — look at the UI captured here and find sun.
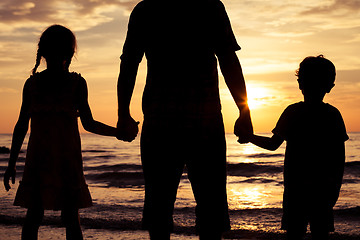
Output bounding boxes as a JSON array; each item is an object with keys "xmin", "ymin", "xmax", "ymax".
[{"xmin": 246, "ymin": 84, "xmax": 270, "ymax": 109}]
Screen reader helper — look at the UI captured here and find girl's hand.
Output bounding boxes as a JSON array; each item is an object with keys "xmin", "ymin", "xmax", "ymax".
[{"xmin": 4, "ymin": 166, "xmax": 16, "ymax": 191}]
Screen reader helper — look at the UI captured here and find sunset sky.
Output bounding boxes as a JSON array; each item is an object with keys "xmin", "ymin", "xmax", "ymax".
[{"xmin": 0, "ymin": 0, "xmax": 359, "ymax": 133}]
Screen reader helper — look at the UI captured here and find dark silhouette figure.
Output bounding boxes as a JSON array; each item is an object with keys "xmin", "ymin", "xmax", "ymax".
[
  {"xmin": 117, "ymin": 0, "xmax": 253, "ymax": 239},
  {"xmin": 244, "ymin": 55, "xmax": 348, "ymax": 240},
  {"xmin": 3, "ymin": 24, "xmax": 118, "ymax": 240}
]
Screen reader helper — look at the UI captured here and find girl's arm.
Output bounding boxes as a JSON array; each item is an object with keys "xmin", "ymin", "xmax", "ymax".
[
  {"xmin": 248, "ymin": 134, "xmax": 284, "ymax": 151},
  {"xmin": 78, "ymin": 79, "xmax": 118, "ymax": 137},
  {"xmin": 4, "ymin": 82, "xmax": 31, "ymax": 191}
]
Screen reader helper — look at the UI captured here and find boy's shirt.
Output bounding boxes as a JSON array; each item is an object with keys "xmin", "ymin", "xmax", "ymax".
[
  {"xmin": 273, "ymin": 101, "xmax": 348, "ymax": 142},
  {"xmin": 272, "ymin": 102, "xmax": 348, "ymax": 196}
]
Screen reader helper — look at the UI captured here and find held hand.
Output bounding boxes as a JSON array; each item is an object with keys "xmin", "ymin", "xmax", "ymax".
[
  {"xmin": 4, "ymin": 166, "xmax": 16, "ymax": 191},
  {"xmin": 237, "ymin": 133, "xmax": 254, "ymax": 144},
  {"xmin": 117, "ymin": 115, "xmax": 139, "ymax": 142},
  {"xmin": 234, "ymin": 105, "xmax": 253, "ymax": 143}
]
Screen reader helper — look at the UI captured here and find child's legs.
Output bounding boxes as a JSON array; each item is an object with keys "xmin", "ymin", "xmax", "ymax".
[
  {"xmin": 61, "ymin": 208, "xmax": 83, "ymax": 240},
  {"xmin": 311, "ymin": 230, "xmax": 329, "ymax": 240},
  {"xmin": 22, "ymin": 207, "xmax": 44, "ymax": 240},
  {"xmin": 283, "ymin": 206, "xmax": 307, "ymax": 240},
  {"xmin": 286, "ymin": 229, "xmax": 306, "ymax": 240}
]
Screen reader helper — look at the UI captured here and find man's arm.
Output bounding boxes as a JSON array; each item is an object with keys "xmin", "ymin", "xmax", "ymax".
[
  {"xmin": 217, "ymin": 51, "xmax": 253, "ymax": 142},
  {"xmin": 116, "ymin": 3, "xmax": 145, "ymax": 142},
  {"xmin": 117, "ymin": 58, "xmax": 140, "ymax": 142}
]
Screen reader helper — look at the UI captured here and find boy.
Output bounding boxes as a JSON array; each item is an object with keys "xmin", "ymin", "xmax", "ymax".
[{"xmin": 243, "ymin": 55, "xmax": 348, "ymax": 240}]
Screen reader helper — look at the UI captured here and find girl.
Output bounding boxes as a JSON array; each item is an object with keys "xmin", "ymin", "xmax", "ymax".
[{"xmin": 4, "ymin": 24, "xmax": 119, "ymax": 239}]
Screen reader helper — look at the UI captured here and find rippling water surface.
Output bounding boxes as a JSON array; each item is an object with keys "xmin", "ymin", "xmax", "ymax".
[{"xmin": 1, "ymin": 133, "xmax": 359, "ymax": 237}]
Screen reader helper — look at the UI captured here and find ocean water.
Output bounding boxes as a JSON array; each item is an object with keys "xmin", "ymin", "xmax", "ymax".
[{"xmin": 0, "ymin": 132, "xmax": 359, "ymax": 238}]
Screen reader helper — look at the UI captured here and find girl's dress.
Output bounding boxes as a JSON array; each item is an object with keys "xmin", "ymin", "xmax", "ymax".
[{"xmin": 14, "ymin": 70, "xmax": 92, "ymax": 210}]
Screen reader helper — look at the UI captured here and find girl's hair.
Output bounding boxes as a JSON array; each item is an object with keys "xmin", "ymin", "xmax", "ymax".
[{"xmin": 32, "ymin": 25, "xmax": 77, "ymax": 75}]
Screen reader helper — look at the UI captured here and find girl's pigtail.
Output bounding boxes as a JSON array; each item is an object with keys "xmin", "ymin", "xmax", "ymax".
[{"xmin": 32, "ymin": 48, "xmax": 41, "ymax": 76}]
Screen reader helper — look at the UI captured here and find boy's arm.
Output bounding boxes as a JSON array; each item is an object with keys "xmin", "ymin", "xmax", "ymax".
[
  {"xmin": 249, "ymin": 134, "xmax": 284, "ymax": 151},
  {"xmin": 4, "ymin": 82, "xmax": 31, "ymax": 191},
  {"xmin": 330, "ymin": 142, "xmax": 346, "ymax": 207},
  {"xmin": 217, "ymin": 51, "xmax": 253, "ymax": 142},
  {"xmin": 78, "ymin": 79, "xmax": 118, "ymax": 137}
]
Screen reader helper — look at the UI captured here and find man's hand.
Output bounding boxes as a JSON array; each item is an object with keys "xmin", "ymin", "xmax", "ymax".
[
  {"xmin": 234, "ymin": 105, "xmax": 253, "ymax": 143},
  {"xmin": 117, "ymin": 115, "xmax": 139, "ymax": 142}
]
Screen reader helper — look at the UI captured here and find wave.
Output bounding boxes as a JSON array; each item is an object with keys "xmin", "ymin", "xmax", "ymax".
[
  {"xmin": 84, "ymin": 164, "xmax": 142, "ymax": 172},
  {"xmin": 2, "ymin": 160, "xmax": 359, "ymax": 187},
  {"xmin": 232, "ymin": 177, "xmax": 279, "ymax": 184},
  {"xmin": 0, "ymin": 146, "xmax": 10, "ymax": 154},
  {"xmin": 86, "ymin": 172, "xmax": 145, "ymax": 188},
  {"xmin": 227, "ymin": 163, "xmax": 282, "ymax": 177},
  {"xmin": 0, "ymin": 156, "xmax": 25, "ymax": 163},
  {"xmin": 82, "ymin": 150, "xmax": 109, "ymax": 153},
  {"xmin": 342, "ymin": 178, "xmax": 360, "ymax": 184},
  {"xmin": 227, "ymin": 153, "xmax": 284, "ymax": 159},
  {"xmin": 247, "ymin": 153, "xmax": 284, "ymax": 158},
  {"xmin": 345, "ymin": 161, "xmax": 360, "ymax": 176},
  {"xmin": 225, "ymin": 161, "xmax": 360, "ymax": 178},
  {"xmin": 83, "ymin": 163, "xmax": 283, "ymax": 188}
]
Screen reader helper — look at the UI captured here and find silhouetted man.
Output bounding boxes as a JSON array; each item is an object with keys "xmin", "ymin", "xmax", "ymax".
[{"xmin": 117, "ymin": 0, "xmax": 253, "ymax": 239}]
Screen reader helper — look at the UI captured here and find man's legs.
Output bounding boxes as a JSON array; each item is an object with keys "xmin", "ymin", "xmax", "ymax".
[
  {"xmin": 141, "ymin": 119, "xmax": 185, "ymax": 239},
  {"xmin": 186, "ymin": 115, "xmax": 230, "ymax": 239}
]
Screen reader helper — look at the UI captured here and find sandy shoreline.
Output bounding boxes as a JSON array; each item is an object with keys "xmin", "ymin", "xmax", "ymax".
[
  {"xmin": 1, "ymin": 209, "xmax": 360, "ymax": 240},
  {"xmin": 1, "ymin": 222, "xmax": 360, "ymax": 240}
]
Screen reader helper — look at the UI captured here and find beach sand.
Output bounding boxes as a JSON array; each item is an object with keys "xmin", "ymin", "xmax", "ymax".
[
  {"xmin": 0, "ymin": 224, "xmax": 201, "ymax": 240},
  {"xmin": 2, "ymin": 223, "xmax": 360, "ymax": 240}
]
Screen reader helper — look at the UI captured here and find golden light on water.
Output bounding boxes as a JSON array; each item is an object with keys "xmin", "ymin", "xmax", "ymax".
[
  {"xmin": 228, "ymin": 186, "xmax": 269, "ymax": 209},
  {"xmin": 241, "ymin": 144, "xmax": 263, "ymax": 163}
]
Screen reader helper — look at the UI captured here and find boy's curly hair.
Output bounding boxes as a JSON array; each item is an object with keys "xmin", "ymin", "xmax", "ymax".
[{"xmin": 296, "ymin": 55, "xmax": 336, "ymax": 91}]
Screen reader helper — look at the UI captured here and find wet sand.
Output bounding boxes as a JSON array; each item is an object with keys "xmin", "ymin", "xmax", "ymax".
[{"xmin": 1, "ymin": 223, "xmax": 360, "ymax": 240}]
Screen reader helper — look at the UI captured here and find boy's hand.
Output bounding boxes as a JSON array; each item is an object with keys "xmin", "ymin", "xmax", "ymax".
[
  {"xmin": 4, "ymin": 166, "xmax": 16, "ymax": 191},
  {"xmin": 117, "ymin": 115, "xmax": 139, "ymax": 142},
  {"xmin": 237, "ymin": 134, "xmax": 253, "ymax": 144}
]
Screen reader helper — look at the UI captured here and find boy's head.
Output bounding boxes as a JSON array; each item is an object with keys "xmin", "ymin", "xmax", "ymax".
[{"xmin": 296, "ymin": 55, "xmax": 336, "ymax": 101}]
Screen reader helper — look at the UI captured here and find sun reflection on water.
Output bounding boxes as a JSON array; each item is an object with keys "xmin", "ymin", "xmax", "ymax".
[
  {"xmin": 228, "ymin": 185, "xmax": 281, "ymax": 210},
  {"xmin": 228, "ymin": 141, "xmax": 272, "ymax": 164}
]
